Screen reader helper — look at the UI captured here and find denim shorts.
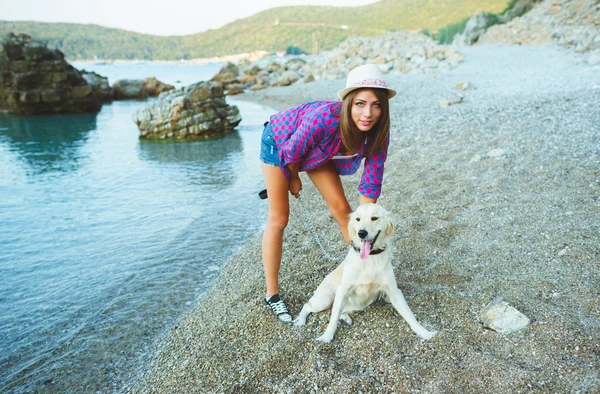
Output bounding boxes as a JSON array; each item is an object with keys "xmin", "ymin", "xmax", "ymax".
[{"xmin": 259, "ymin": 122, "xmax": 280, "ymax": 167}]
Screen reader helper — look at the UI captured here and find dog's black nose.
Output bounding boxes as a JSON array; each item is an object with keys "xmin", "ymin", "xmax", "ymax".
[{"xmin": 358, "ymin": 229, "xmax": 368, "ymax": 239}]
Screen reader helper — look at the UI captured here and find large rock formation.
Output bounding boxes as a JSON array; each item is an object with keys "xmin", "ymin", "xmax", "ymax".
[
  {"xmin": 475, "ymin": 0, "xmax": 600, "ymax": 53},
  {"xmin": 0, "ymin": 33, "xmax": 102, "ymax": 114},
  {"xmin": 133, "ymin": 80, "xmax": 241, "ymax": 140}
]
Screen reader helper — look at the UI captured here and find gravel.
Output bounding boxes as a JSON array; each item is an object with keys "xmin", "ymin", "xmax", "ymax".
[{"xmin": 126, "ymin": 44, "xmax": 599, "ymax": 393}]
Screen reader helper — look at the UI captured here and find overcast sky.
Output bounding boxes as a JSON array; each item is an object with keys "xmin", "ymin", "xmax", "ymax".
[{"xmin": 1, "ymin": 0, "xmax": 379, "ymax": 36}]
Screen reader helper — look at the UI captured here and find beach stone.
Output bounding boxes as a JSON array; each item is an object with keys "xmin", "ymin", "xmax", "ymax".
[
  {"xmin": 270, "ymin": 70, "xmax": 301, "ymax": 87},
  {"xmin": 488, "ymin": 148, "xmax": 507, "ymax": 158},
  {"xmin": 456, "ymin": 81, "xmax": 475, "ymax": 90},
  {"xmin": 211, "ymin": 62, "xmax": 240, "ymax": 85},
  {"xmin": 144, "ymin": 77, "xmax": 175, "ymax": 97},
  {"xmin": 0, "ymin": 33, "xmax": 103, "ymax": 114},
  {"xmin": 224, "ymin": 83, "xmax": 246, "ymax": 95},
  {"xmin": 112, "ymin": 79, "xmax": 148, "ymax": 99},
  {"xmin": 451, "ymin": 92, "xmax": 464, "ymax": 104},
  {"xmin": 479, "ymin": 297, "xmax": 531, "ymax": 334},
  {"xmin": 133, "ymin": 80, "xmax": 241, "ymax": 140},
  {"xmin": 470, "ymin": 154, "xmax": 483, "ymax": 163},
  {"xmin": 285, "ymin": 57, "xmax": 307, "ymax": 72}
]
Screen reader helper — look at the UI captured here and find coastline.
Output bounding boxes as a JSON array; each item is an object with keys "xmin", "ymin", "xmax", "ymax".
[
  {"xmin": 70, "ymin": 50, "xmax": 300, "ymax": 66},
  {"xmin": 127, "ymin": 44, "xmax": 599, "ymax": 393}
]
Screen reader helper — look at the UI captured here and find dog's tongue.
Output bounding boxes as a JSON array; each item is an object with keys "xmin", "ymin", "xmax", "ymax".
[{"xmin": 360, "ymin": 240, "xmax": 371, "ymax": 260}]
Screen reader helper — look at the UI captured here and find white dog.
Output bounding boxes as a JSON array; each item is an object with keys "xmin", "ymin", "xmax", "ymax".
[{"xmin": 294, "ymin": 203, "xmax": 437, "ymax": 343}]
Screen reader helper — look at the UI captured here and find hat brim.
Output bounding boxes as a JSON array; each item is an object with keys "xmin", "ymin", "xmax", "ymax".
[{"xmin": 337, "ymin": 86, "xmax": 397, "ymax": 101}]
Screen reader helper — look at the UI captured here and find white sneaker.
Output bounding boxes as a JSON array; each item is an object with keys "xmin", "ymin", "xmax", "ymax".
[{"xmin": 265, "ymin": 294, "xmax": 292, "ymax": 324}]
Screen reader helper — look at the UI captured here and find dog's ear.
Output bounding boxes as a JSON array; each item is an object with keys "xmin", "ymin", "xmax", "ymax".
[
  {"xmin": 348, "ymin": 211, "xmax": 357, "ymax": 237},
  {"xmin": 385, "ymin": 219, "xmax": 394, "ymax": 236},
  {"xmin": 381, "ymin": 208, "xmax": 394, "ymax": 236}
]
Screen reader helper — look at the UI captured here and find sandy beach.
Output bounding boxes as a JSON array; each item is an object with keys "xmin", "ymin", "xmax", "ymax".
[{"xmin": 126, "ymin": 44, "xmax": 599, "ymax": 393}]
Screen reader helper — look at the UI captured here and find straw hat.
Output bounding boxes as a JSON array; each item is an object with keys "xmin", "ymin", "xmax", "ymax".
[{"xmin": 336, "ymin": 64, "xmax": 397, "ymax": 100}]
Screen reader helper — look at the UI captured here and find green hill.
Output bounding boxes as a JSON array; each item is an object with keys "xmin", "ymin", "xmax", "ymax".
[{"xmin": 0, "ymin": 0, "xmax": 510, "ymax": 60}]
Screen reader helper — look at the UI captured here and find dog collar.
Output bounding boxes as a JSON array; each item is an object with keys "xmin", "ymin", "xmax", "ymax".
[{"xmin": 351, "ymin": 244, "xmax": 386, "ymax": 255}]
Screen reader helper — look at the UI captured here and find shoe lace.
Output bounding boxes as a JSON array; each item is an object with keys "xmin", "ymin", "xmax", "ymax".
[{"xmin": 269, "ymin": 300, "xmax": 289, "ymax": 315}]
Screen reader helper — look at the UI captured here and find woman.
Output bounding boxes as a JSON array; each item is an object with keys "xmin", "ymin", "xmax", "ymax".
[{"xmin": 259, "ymin": 64, "xmax": 397, "ymax": 323}]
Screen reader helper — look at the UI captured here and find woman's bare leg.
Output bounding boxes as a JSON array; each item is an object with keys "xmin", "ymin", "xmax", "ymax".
[
  {"xmin": 261, "ymin": 163, "xmax": 290, "ymax": 297},
  {"xmin": 306, "ymin": 161, "xmax": 353, "ymax": 244}
]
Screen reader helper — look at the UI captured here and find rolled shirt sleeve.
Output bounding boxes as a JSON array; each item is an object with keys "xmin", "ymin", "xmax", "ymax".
[{"xmin": 358, "ymin": 134, "xmax": 389, "ymax": 199}]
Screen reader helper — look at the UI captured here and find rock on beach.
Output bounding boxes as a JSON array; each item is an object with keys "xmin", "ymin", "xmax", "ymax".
[
  {"xmin": 211, "ymin": 29, "xmax": 465, "ymax": 97},
  {"xmin": 479, "ymin": 297, "xmax": 531, "ymax": 334},
  {"xmin": 133, "ymin": 80, "xmax": 241, "ymax": 140},
  {"xmin": 0, "ymin": 33, "xmax": 103, "ymax": 114},
  {"xmin": 476, "ymin": 0, "xmax": 600, "ymax": 53}
]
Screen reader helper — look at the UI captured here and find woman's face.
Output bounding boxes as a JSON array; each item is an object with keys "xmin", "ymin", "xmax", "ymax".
[{"xmin": 351, "ymin": 89, "xmax": 382, "ymax": 132}]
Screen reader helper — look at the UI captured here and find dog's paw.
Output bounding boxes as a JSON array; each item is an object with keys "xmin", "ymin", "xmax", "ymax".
[
  {"xmin": 315, "ymin": 333, "xmax": 334, "ymax": 343},
  {"xmin": 419, "ymin": 330, "xmax": 437, "ymax": 341},
  {"xmin": 340, "ymin": 314, "xmax": 352, "ymax": 325},
  {"xmin": 293, "ymin": 317, "xmax": 306, "ymax": 327}
]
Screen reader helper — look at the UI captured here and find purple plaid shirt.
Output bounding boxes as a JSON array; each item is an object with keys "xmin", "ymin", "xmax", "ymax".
[{"xmin": 269, "ymin": 100, "xmax": 389, "ymax": 199}]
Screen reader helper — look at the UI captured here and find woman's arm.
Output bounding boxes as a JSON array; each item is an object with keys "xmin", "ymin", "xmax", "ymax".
[{"xmin": 358, "ymin": 135, "xmax": 389, "ymax": 200}]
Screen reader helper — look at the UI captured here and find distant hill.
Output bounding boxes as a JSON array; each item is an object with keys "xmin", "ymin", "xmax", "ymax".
[{"xmin": 0, "ymin": 0, "xmax": 510, "ymax": 60}]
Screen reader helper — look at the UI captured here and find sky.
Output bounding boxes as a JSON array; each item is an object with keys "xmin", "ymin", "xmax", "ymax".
[{"xmin": 1, "ymin": 0, "xmax": 379, "ymax": 36}]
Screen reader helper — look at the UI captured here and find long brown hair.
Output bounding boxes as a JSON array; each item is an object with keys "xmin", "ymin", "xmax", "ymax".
[{"xmin": 338, "ymin": 88, "xmax": 390, "ymax": 157}]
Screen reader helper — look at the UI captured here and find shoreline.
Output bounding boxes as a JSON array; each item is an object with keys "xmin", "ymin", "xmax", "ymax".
[
  {"xmin": 69, "ymin": 51, "xmax": 319, "ymax": 66},
  {"xmin": 127, "ymin": 44, "xmax": 599, "ymax": 393}
]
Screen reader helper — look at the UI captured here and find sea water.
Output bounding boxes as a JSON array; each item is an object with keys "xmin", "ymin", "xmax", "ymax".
[{"xmin": 0, "ymin": 61, "xmax": 273, "ymax": 393}]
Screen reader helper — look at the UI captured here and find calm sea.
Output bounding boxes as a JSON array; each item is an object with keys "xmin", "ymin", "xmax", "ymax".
[{"xmin": 0, "ymin": 61, "xmax": 273, "ymax": 393}]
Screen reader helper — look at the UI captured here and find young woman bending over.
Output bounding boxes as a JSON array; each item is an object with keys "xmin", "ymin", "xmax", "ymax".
[{"xmin": 258, "ymin": 64, "xmax": 397, "ymax": 322}]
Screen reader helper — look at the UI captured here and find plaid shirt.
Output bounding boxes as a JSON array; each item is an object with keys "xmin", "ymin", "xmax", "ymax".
[{"xmin": 269, "ymin": 100, "xmax": 388, "ymax": 199}]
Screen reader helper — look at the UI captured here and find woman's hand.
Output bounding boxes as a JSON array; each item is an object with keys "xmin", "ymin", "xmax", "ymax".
[
  {"xmin": 289, "ymin": 176, "xmax": 302, "ymax": 199},
  {"xmin": 359, "ymin": 194, "xmax": 377, "ymax": 205}
]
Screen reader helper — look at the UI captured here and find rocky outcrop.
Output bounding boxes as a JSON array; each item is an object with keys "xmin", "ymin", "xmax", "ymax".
[
  {"xmin": 80, "ymin": 70, "xmax": 113, "ymax": 102},
  {"xmin": 452, "ymin": 13, "xmax": 499, "ymax": 46},
  {"xmin": 476, "ymin": 0, "xmax": 600, "ymax": 52},
  {"xmin": 211, "ymin": 30, "xmax": 465, "ymax": 96},
  {"xmin": 133, "ymin": 80, "xmax": 241, "ymax": 140},
  {"xmin": 312, "ymin": 30, "xmax": 465, "ymax": 79},
  {"xmin": 452, "ymin": 0, "xmax": 540, "ymax": 47},
  {"xmin": 497, "ymin": 0, "xmax": 538, "ymax": 23},
  {"xmin": 112, "ymin": 79, "xmax": 148, "ymax": 100},
  {"xmin": 0, "ymin": 33, "xmax": 102, "ymax": 114},
  {"xmin": 111, "ymin": 77, "xmax": 175, "ymax": 100},
  {"xmin": 144, "ymin": 77, "xmax": 175, "ymax": 97}
]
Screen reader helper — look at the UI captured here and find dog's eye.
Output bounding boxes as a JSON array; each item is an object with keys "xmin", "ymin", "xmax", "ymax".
[
  {"xmin": 371, "ymin": 217, "xmax": 379, "ymax": 221},
  {"xmin": 355, "ymin": 217, "xmax": 360, "ymax": 222}
]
